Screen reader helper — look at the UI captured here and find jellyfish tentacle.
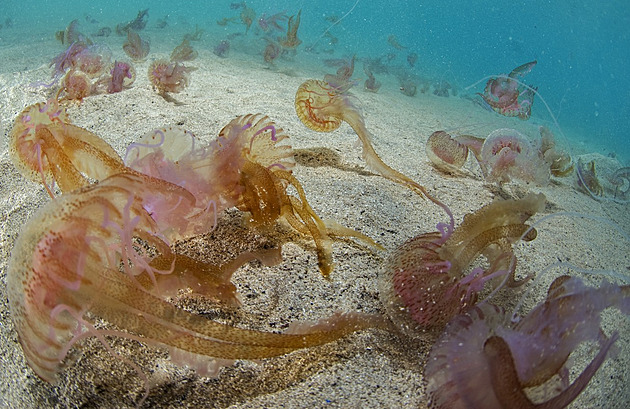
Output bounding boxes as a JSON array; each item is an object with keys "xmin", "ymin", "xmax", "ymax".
[{"xmin": 295, "ymin": 79, "xmax": 453, "ymax": 229}]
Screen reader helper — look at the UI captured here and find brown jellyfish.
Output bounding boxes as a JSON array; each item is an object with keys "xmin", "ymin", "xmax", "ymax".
[
  {"xmin": 425, "ymin": 131, "xmax": 472, "ymax": 174},
  {"xmin": 295, "ymin": 79, "xmax": 443, "ymax": 207}
]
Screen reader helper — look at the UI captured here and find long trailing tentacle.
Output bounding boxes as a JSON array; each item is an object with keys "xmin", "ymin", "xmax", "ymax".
[
  {"xmin": 91, "ymin": 266, "xmax": 389, "ymax": 356},
  {"xmin": 295, "ymin": 79, "xmax": 455, "ymax": 234},
  {"xmin": 275, "ymin": 168, "xmax": 334, "ymax": 276}
]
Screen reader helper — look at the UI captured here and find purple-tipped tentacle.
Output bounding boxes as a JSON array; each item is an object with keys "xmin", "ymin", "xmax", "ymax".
[
  {"xmin": 253, "ymin": 124, "xmax": 277, "ymax": 141},
  {"xmin": 124, "ymin": 129, "xmax": 166, "ymax": 164}
]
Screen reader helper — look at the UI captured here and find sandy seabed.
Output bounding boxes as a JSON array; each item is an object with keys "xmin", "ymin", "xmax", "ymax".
[{"xmin": 1, "ymin": 30, "xmax": 629, "ymax": 409}]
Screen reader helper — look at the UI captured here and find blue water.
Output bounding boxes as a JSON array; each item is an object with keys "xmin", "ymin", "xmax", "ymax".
[
  {"xmin": 2, "ymin": 0, "xmax": 629, "ymax": 162},
  {"xmin": 3, "ymin": 0, "xmax": 628, "ymax": 161}
]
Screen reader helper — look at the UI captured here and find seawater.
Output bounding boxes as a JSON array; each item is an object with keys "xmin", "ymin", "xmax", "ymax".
[
  {"xmin": 0, "ymin": 1, "xmax": 629, "ymax": 408},
  {"xmin": 1, "ymin": 0, "xmax": 628, "ymax": 158}
]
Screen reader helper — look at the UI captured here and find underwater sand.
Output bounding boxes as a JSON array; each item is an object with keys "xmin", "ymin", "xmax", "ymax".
[{"xmin": 1, "ymin": 30, "xmax": 630, "ymax": 409}]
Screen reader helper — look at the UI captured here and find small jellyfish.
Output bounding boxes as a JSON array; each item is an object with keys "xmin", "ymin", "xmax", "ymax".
[{"xmin": 425, "ymin": 131, "xmax": 470, "ymax": 174}]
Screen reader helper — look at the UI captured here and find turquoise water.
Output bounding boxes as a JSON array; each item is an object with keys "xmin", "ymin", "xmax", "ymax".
[{"xmin": 2, "ymin": 0, "xmax": 628, "ymax": 161}]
